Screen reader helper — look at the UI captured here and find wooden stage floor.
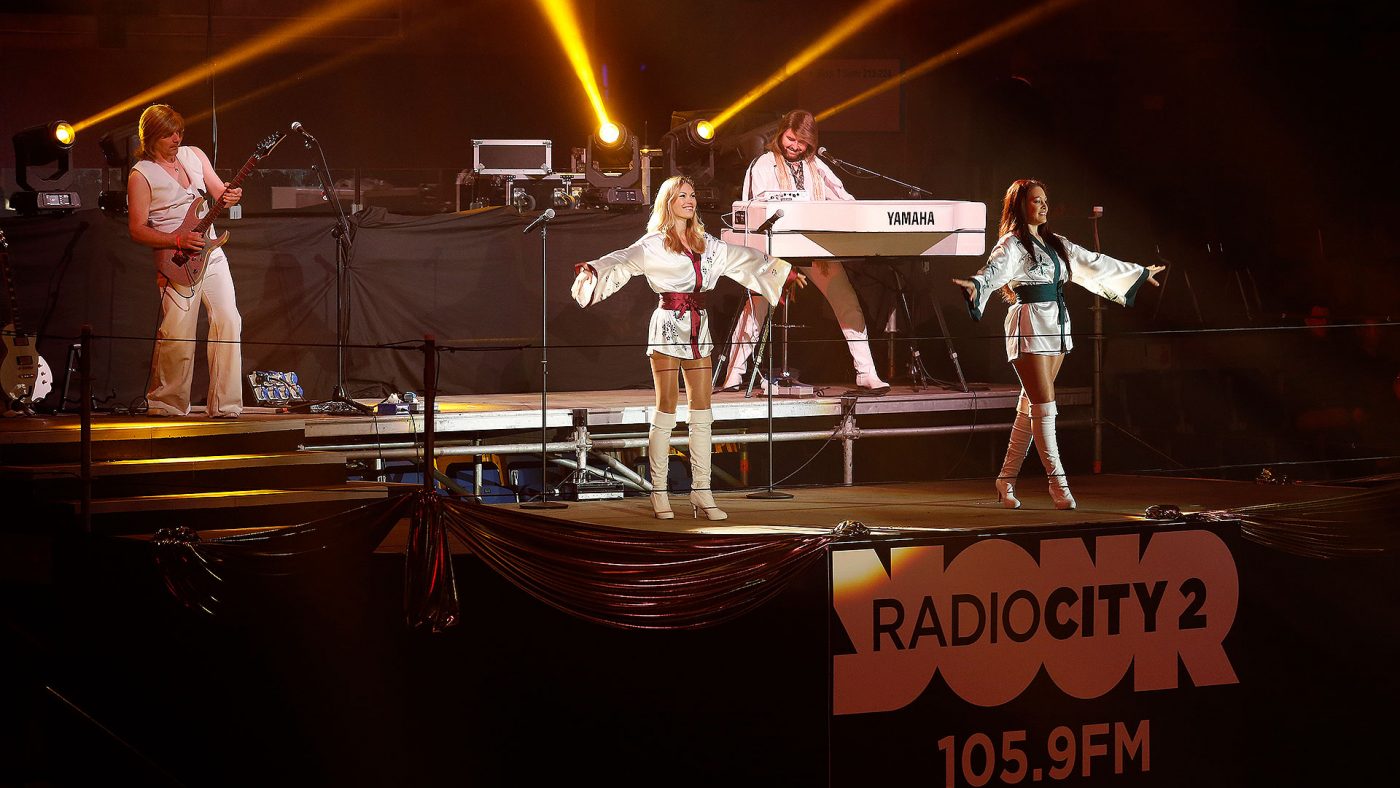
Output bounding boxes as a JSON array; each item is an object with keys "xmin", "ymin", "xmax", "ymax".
[{"xmin": 365, "ymin": 474, "xmax": 1350, "ymax": 552}]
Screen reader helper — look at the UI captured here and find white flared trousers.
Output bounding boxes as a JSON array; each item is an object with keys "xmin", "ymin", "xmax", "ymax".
[{"xmin": 147, "ymin": 258, "xmax": 243, "ymax": 417}]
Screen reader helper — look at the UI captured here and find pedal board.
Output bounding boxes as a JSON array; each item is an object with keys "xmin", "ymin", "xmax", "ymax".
[{"xmin": 561, "ymin": 480, "xmax": 626, "ymax": 501}]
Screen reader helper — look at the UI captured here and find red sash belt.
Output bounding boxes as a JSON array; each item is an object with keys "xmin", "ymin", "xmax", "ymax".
[{"xmin": 659, "ymin": 291, "xmax": 709, "ymax": 358}]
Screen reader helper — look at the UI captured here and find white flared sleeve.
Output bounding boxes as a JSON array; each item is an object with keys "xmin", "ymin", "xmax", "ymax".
[
  {"xmin": 571, "ymin": 239, "xmax": 646, "ymax": 307},
  {"xmin": 710, "ymin": 236, "xmax": 792, "ymax": 306},
  {"xmin": 1062, "ymin": 236, "xmax": 1150, "ymax": 307},
  {"xmin": 813, "ymin": 157, "xmax": 854, "ymax": 201},
  {"xmin": 965, "ymin": 234, "xmax": 1023, "ymax": 321}
]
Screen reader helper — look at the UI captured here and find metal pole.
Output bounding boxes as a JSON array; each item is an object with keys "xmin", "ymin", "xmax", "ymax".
[
  {"xmin": 523, "ymin": 220, "xmax": 566, "ymax": 508},
  {"xmin": 423, "ymin": 335, "xmax": 435, "ymax": 493},
  {"xmin": 329, "ymin": 419, "xmax": 1088, "ymax": 462},
  {"xmin": 750, "ymin": 227, "xmax": 793, "ymax": 500},
  {"xmin": 1090, "ymin": 213, "xmax": 1104, "ymax": 474},
  {"xmin": 840, "ymin": 399, "xmax": 857, "ymax": 486},
  {"xmin": 748, "ymin": 301, "xmax": 792, "ymax": 500},
  {"xmin": 80, "ymin": 324, "xmax": 92, "ymax": 534}
]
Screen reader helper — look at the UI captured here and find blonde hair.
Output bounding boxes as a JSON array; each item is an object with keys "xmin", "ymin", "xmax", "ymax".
[
  {"xmin": 138, "ymin": 104, "xmax": 185, "ymax": 161},
  {"xmin": 647, "ymin": 176, "xmax": 706, "ymax": 254}
]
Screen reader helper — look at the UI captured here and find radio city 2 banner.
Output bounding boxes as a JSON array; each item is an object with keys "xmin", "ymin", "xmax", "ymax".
[{"xmin": 829, "ymin": 522, "xmax": 1243, "ymax": 787}]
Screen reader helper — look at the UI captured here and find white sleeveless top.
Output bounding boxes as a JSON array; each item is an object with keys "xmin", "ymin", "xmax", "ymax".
[{"xmin": 132, "ymin": 146, "xmax": 228, "ymax": 268}]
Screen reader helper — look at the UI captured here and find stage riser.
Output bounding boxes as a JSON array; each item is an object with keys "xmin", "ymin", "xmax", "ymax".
[
  {"xmin": 45, "ymin": 492, "xmax": 388, "ymax": 536},
  {"xmin": 2, "ymin": 462, "xmax": 351, "ymax": 503},
  {"xmin": 1, "ymin": 429, "xmax": 306, "ymax": 465}
]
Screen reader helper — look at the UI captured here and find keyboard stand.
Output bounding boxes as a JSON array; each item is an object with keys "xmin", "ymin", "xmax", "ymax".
[{"xmin": 887, "ymin": 257, "xmax": 985, "ymax": 393}]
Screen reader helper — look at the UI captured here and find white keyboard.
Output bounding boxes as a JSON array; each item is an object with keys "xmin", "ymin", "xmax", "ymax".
[{"xmin": 721, "ymin": 199, "xmax": 987, "ymax": 257}]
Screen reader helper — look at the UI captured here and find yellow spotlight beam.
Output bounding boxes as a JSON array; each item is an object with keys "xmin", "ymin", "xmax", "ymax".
[
  {"xmin": 818, "ymin": 0, "xmax": 1088, "ymax": 123},
  {"xmin": 185, "ymin": 31, "xmax": 399, "ymax": 124},
  {"xmin": 74, "ymin": 0, "xmax": 395, "ymax": 133},
  {"xmin": 534, "ymin": 0, "xmax": 610, "ymax": 128},
  {"xmin": 185, "ymin": 2, "xmax": 473, "ymax": 125},
  {"xmin": 711, "ymin": 0, "xmax": 906, "ymax": 131}
]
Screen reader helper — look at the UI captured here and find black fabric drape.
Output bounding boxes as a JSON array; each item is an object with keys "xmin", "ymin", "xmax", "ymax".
[
  {"xmin": 150, "ymin": 483, "xmax": 1400, "ymax": 632},
  {"xmin": 0, "ymin": 207, "xmax": 668, "ymax": 405}
]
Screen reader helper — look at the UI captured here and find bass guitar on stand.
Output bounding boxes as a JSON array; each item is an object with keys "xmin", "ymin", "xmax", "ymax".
[
  {"xmin": 0, "ymin": 230, "xmax": 53, "ymax": 415},
  {"xmin": 155, "ymin": 130, "xmax": 287, "ymax": 291}
]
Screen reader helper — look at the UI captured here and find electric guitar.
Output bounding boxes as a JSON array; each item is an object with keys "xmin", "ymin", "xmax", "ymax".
[
  {"xmin": 155, "ymin": 130, "xmax": 287, "ymax": 289},
  {"xmin": 0, "ymin": 230, "xmax": 53, "ymax": 413}
]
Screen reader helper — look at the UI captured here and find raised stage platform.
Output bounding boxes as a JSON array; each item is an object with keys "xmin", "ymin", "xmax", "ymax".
[{"xmin": 2, "ymin": 387, "xmax": 1395, "ymax": 788}]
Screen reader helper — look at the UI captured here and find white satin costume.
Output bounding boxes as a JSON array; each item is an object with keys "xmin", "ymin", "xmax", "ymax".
[
  {"xmin": 724, "ymin": 151, "xmax": 884, "ymax": 387},
  {"xmin": 965, "ymin": 232, "xmax": 1150, "ymax": 360},
  {"xmin": 571, "ymin": 231, "xmax": 792, "ymax": 359},
  {"xmin": 132, "ymin": 145, "xmax": 243, "ymax": 417}
]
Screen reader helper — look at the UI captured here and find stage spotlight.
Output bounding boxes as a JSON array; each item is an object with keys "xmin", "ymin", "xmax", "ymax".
[
  {"xmin": 97, "ymin": 121, "xmax": 141, "ymax": 215},
  {"xmin": 597, "ymin": 121, "xmax": 622, "ymax": 146},
  {"xmin": 10, "ymin": 121, "xmax": 80, "ymax": 215},
  {"xmin": 584, "ymin": 121, "xmax": 641, "ymax": 196},
  {"xmin": 661, "ymin": 117, "xmax": 719, "ymax": 205}
]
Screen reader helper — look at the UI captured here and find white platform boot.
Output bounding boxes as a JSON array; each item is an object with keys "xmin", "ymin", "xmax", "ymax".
[
  {"xmin": 687, "ymin": 409, "xmax": 728, "ymax": 520},
  {"xmin": 847, "ymin": 328, "xmax": 890, "ymax": 393},
  {"xmin": 1031, "ymin": 400, "xmax": 1077, "ymax": 510},
  {"xmin": 648, "ymin": 411, "xmax": 677, "ymax": 519},
  {"xmin": 996, "ymin": 391, "xmax": 1033, "ymax": 508}
]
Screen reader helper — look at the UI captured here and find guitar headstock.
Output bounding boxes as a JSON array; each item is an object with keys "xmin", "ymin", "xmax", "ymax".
[{"xmin": 255, "ymin": 130, "xmax": 287, "ymax": 160}]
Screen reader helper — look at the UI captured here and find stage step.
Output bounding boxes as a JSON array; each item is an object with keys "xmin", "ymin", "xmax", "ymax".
[
  {"xmin": 38, "ymin": 482, "xmax": 393, "ymax": 536},
  {"xmin": 0, "ymin": 416, "xmax": 309, "ymax": 465},
  {"xmin": 0, "ymin": 451, "xmax": 351, "ymax": 501}
]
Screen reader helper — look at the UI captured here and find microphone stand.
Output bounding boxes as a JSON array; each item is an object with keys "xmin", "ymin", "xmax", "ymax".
[
  {"xmin": 748, "ymin": 223, "xmax": 793, "ymax": 501},
  {"xmin": 520, "ymin": 211, "xmax": 566, "ymax": 509},
  {"xmin": 292, "ymin": 130, "xmax": 372, "ymax": 415},
  {"xmin": 820, "ymin": 150, "xmax": 933, "ymax": 198}
]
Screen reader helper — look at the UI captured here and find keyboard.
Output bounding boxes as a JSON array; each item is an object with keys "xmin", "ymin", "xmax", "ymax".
[{"xmin": 720, "ymin": 199, "xmax": 987, "ymax": 257}]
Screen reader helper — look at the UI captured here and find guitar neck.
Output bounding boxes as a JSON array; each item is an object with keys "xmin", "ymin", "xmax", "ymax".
[
  {"xmin": 0, "ymin": 237, "xmax": 25, "ymax": 338},
  {"xmin": 190, "ymin": 154, "xmax": 259, "ymax": 235}
]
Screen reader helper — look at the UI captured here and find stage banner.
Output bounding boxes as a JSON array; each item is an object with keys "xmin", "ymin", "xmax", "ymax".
[{"xmin": 829, "ymin": 522, "xmax": 1243, "ymax": 787}]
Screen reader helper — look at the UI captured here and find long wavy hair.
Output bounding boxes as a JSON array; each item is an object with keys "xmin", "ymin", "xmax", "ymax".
[
  {"xmin": 999, "ymin": 178, "xmax": 1071, "ymax": 303},
  {"xmin": 766, "ymin": 109, "xmax": 818, "ymax": 162},
  {"xmin": 648, "ymin": 176, "xmax": 706, "ymax": 254},
  {"xmin": 137, "ymin": 104, "xmax": 185, "ymax": 161}
]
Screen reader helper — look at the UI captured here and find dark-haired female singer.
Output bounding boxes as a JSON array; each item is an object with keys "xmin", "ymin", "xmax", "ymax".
[{"xmin": 954, "ymin": 179, "xmax": 1163, "ymax": 510}]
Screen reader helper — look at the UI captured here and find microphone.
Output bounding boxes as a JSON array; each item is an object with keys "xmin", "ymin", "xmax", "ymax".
[
  {"xmin": 291, "ymin": 121, "xmax": 316, "ymax": 145},
  {"xmin": 816, "ymin": 146, "xmax": 833, "ymax": 161},
  {"xmin": 753, "ymin": 208, "xmax": 784, "ymax": 234},
  {"xmin": 523, "ymin": 208, "xmax": 556, "ymax": 234}
]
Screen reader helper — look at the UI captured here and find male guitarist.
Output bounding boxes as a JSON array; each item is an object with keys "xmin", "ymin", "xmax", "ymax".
[{"xmin": 128, "ymin": 104, "xmax": 243, "ymax": 418}]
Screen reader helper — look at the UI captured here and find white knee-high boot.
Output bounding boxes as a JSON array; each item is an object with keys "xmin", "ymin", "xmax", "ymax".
[
  {"xmin": 687, "ymin": 409, "xmax": 727, "ymax": 520},
  {"xmin": 996, "ymin": 391, "xmax": 1033, "ymax": 508},
  {"xmin": 648, "ymin": 410, "xmax": 677, "ymax": 519},
  {"xmin": 1030, "ymin": 401, "xmax": 1076, "ymax": 510}
]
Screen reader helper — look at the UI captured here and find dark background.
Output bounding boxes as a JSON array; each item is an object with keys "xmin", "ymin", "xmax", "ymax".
[
  {"xmin": 2, "ymin": 0, "xmax": 1398, "ymax": 481},
  {"xmin": 4, "ymin": 0, "xmax": 1400, "ymax": 318}
]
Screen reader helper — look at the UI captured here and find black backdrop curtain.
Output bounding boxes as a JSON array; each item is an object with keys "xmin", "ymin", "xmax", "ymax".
[
  {"xmin": 0, "ymin": 206, "xmax": 683, "ymax": 406},
  {"xmin": 1, "ymin": 205, "xmax": 1011, "ymax": 408}
]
